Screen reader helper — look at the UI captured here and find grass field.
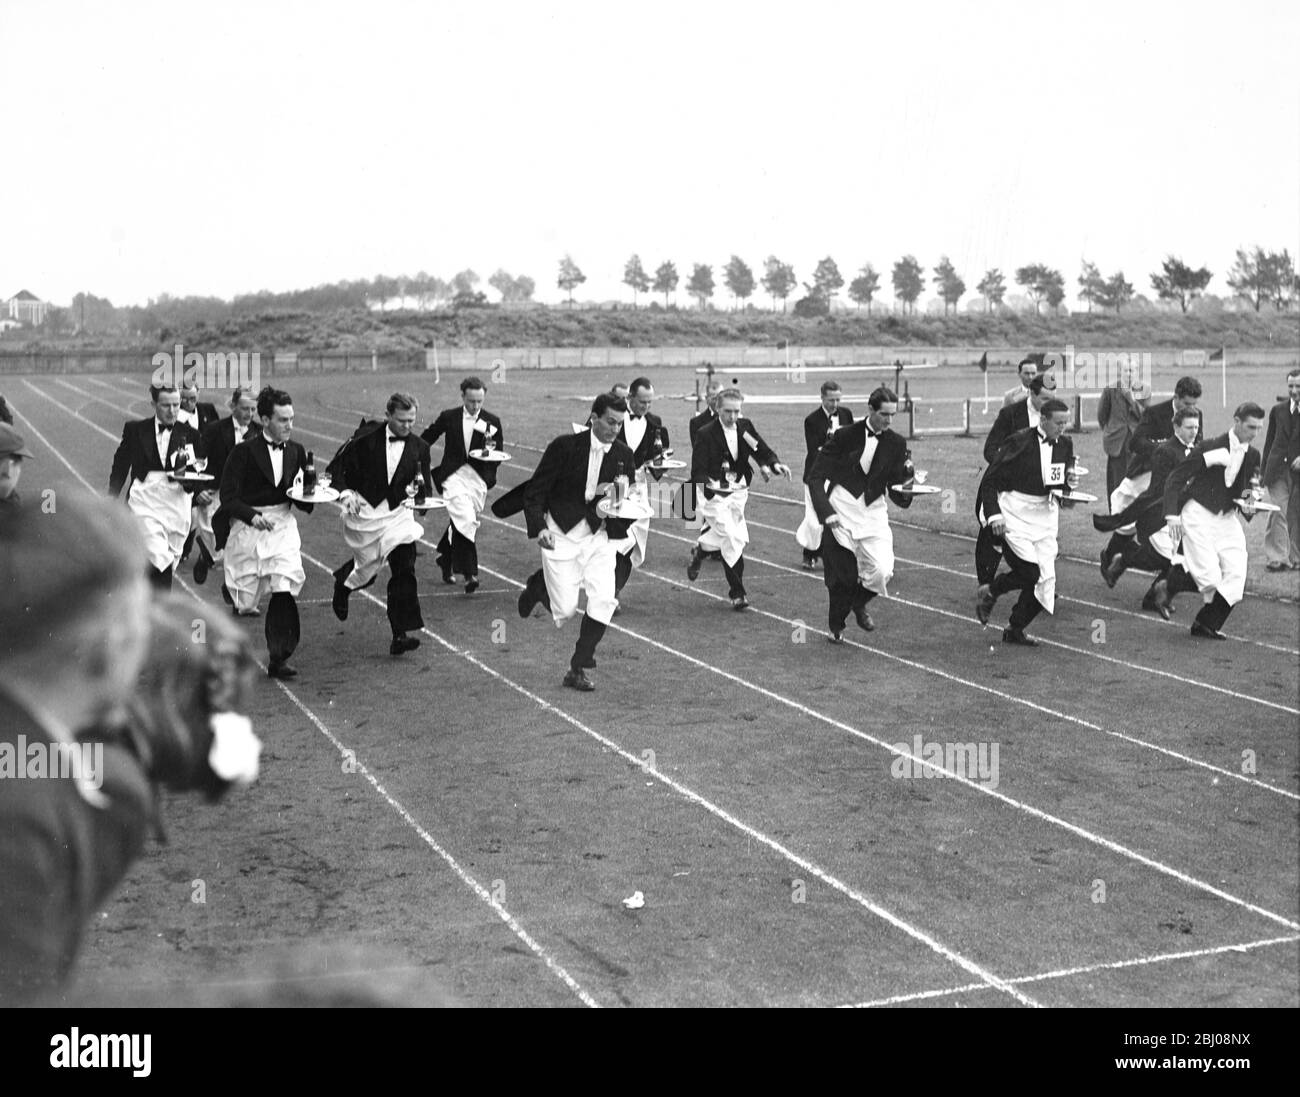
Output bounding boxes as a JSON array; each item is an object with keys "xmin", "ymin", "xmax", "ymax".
[{"xmin": 7, "ymin": 362, "xmax": 1298, "ymax": 1009}]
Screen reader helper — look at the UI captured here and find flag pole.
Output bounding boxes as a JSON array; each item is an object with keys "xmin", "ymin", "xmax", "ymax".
[
  {"xmin": 983, "ymin": 369, "xmax": 989, "ymax": 412},
  {"xmin": 1221, "ymin": 345, "xmax": 1226, "ymax": 408}
]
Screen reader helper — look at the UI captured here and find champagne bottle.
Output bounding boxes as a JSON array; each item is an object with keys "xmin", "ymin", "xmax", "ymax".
[{"xmin": 303, "ymin": 449, "xmax": 317, "ymax": 495}]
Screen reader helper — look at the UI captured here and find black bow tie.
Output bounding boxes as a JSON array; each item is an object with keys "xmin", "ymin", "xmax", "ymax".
[
  {"xmin": 629, "ymin": 414, "xmax": 643, "ymax": 421},
  {"xmin": 269, "ymin": 441, "xmax": 285, "ymax": 451},
  {"xmin": 388, "ymin": 435, "xmax": 404, "ymax": 444},
  {"xmin": 1039, "ymin": 435, "xmax": 1053, "ymax": 446},
  {"xmin": 157, "ymin": 423, "xmax": 172, "ymax": 433}
]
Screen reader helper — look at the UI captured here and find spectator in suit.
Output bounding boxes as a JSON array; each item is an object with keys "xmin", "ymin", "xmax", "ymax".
[
  {"xmin": 974, "ymin": 399, "xmax": 1080, "ymax": 646},
  {"xmin": 687, "ymin": 389, "xmax": 792, "ymax": 610},
  {"xmin": 611, "ymin": 377, "xmax": 669, "ymax": 600},
  {"xmin": 218, "ymin": 387, "xmax": 314, "ymax": 678},
  {"xmin": 516, "ymin": 393, "xmax": 637, "ymax": 691},
  {"xmin": 1261, "ymin": 368, "xmax": 1300, "ymax": 571},
  {"xmin": 1101, "ymin": 376, "xmax": 1202, "ymax": 577},
  {"xmin": 1095, "ymin": 359, "xmax": 1152, "ymax": 499},
  {"xmin": 1002, "ymin": 355, "xmax": 1043, "ymax": 406},
  {"xmin": 193, "ymin": 387, "xmax": 260, "ymax": 588},
  {"xmin": 795, "ymin": 380, "xmax": 854, "ymax": 570},
  {"xmin": 808, "ymin": 387, "xmax": 912, "ymax": 641},
  {"xmin": 0, "ymin": 423, "xmax": 33, "ymax": 508},
  {"xmin": 0, "ymin": 492, "xmax": 152, "ymax": 1002},
  {"xmin": 107, "ymin": 384, "xmax": 206, "ymax": 590},
  {"xmin": 421, "ymin": 377, "xmax": 504, "ymax": 593},
  {"xmin": 331, "ymin": 393, "xmax": 434, "ymax": 655},
  {"xmin": 1161, "ymin": 403, "xmax": 1266, "ymax": 639}
]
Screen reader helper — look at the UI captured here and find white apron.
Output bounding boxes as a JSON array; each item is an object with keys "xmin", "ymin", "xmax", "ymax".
[
  {"xmin": 1179, "ymin": 500, "xmax": 1247, "ymax": 606},
  {"xmin": 795, "ymin": 485, "xmax": 825, "ymax": 552},
  {"xmin": 828, "ymin": 487, "xmax": 893, "ymax": 596},
  {"xmin": 441, "ymin": 465, "xmax": 488, "ymax": 542},
  {"xmin": 698, "ymin": 487, "xmax": 750, "ymax": 567},
  {"xmin": 542, "ymin": 516, "xmax": 617, "ymax": 625},
  {"xmin": 998, "ymin": 490, "xmax": 1059, "ymax": 613},
  {"xmin": 128, "ymin": 471, "xmax": 191, "ymax": 572},
  {"xmin": 1108, "ymin": 472, "xmax": 1150, "ymax": 535},
  {"xmin": 342, "ymin": 499, "xmax": 424, "ymax": 589},
  {"xmin": 224, "ymin": 503, "xmax": 306, "ymax": 611},
  {"xmin": 193, "ymin": 494, "xmax": 221, "ymax": 560}
]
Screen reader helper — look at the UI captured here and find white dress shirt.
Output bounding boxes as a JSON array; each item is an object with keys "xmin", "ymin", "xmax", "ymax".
[
  {"xmin": 624, "ymin": 414, "xmax": 648, "ymax": 454},
  {"xmin": 268, "ymin": 441, "xmax": 284, "ymax": 484},
  {"xmin": 177, "ymin": 407, "xmax": 199, "ymax": 430},
  {"xmin": 1224, "ymin": 430, "xmax": 1248, "ymax": 487},
  {"xmin": 462, "ymin": 411, "xmax": 478, "ymax": 456},
  {"xmin": 721, "ymin": 423, "xmax": 739, "ymax": 463},
  {"xmin": 858, "ymin": 429, "xmax": 879, "ymax": 475},
  {"xmin": 1027, "ymin": 403, "xmax": 1041, "ymax": 430},
  {"xmin": 155, "ymin": 420, "xmax": 172, "ymax": 465},
  {"xmin": 1038, "ymin": 431, "xmax": 1064, "ymax": 488},
  {"xmin": 386, "ymin": 432, "xmax": 404, "ymax": 484},
  {"xmin": 586, "ymin": 433, "xmax": 610, "ymax": 501}
]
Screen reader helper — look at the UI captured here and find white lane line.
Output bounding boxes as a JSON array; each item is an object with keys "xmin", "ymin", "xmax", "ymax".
[
  {"xmin": 464, "ymin": 524, "xmax": 1300, "ymax": 929},
  {"xmin": 8, "ymin": 404, "xmax": 103, "ymax": 489},
  {"xmin": 296, "ymin": 552, "xmax": 1042, "ymax": 1008},
  {"xmin": 22, "ymin": 380, "xmax": 121, "ymax": 442},
  {"xmin": 63, "ymin": 377, "xmax": 342, "ymax": 442},
  {"xmin": 632, "ymin": 526, "xmax": 1300, "ymax": 800},
  {"xmin": 741, "ymin": 513, "xmax": 1300, "ymax": 659},
  {"xmin": 841, "ymin": 933, "xmax": 1300, "ymax": 1007},
  {"xmin": 24, "ymin": 409, "xmax": 602, "ymax": 1009},
  {"xmin": 742, "ymin": 489, "xmax": 1300, "ymax": 607},
  {"xmin": 647, "ymin": 521, "xmax": 1300, "ymax": 716}
]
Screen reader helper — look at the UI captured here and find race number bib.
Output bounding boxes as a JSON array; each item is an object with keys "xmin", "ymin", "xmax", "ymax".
[{"xmin": 1046, "ymin": 462, "xmax": 1066, "ymax": 486}]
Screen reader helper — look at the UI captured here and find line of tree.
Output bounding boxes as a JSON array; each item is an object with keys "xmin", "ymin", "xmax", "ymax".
[{"xmin": 26, "ymin": 246, "xmax": 1297, "ymax": 340}]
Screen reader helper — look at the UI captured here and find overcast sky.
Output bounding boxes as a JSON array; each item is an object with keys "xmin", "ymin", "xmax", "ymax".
[{"xmin": 2, "ymin": 0, "xmax": 1297, "ymax": 310}]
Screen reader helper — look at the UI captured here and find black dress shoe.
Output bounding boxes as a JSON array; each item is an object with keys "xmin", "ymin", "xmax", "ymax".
[
  {"xmin": 563, "ymin": 669, "xmax": 595, "ymax": 691},
  {"xmin": 1190, "ymin": 621, "xmax": 1226, "ymax": 640},
  {"xmin": 390, "ymin": 634, "xmax": 421, "ymax": 655},
  {"xmin": 827, "ymin": 630, "xmax": 844, "ymax": 645},
  {"xmin": 193, "ymin": 554, "xmax": 210, "ymax": 585},
  {"xmin": 687, "ymin": 546, "xmax": 705, "ymax": 581},
  {"xmin": 465, "ymin": 576, "xmax": 480, "ymax": 594},
  {"xmin": 975, "ymin": 583, "xmax": 996, "ymax": 625},
  {"xmin": 731, "ymin": 595, "xmax": 750, "ymax": 611},
  {"xmin": 1002, "ymin": 627, "xmax": 1039, "ymax": 647},
  {"xmin": 802, "ymin": 554, "xmax": 819, "ymax": 570},
  {"xmin": 333, "ymin": 580, "xmax": 350, "ymax": 621},
  {"xmin": 267, "ymin": 661, "xmax": 298, "ymax": 679},
  {"xmin": 440, "ymin": 562, "xmax": 455, "ymax": 584},
  {"xmin": 852, "ymin": 605, "xmax": 874, "ymax": 632},
  {"xmin": 1147, "ymin": 580, "xmax": 1172, "ymax": 620},
  {"xmin": 1103, "ymin": 553, "xmax": 1127, "ymax": 589}
]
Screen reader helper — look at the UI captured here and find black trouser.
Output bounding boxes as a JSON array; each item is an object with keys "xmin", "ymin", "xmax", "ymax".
[
  {"xmin": 975, "ymin": 524, "xmax": 1002, "ymax": 586},
  {"xmin": 1163, "ymin": 563, "xmax": 1199, "ymax": 599},
  {"xmin": 334, "ymin": 543, "xmax": 423, "ymax": 635},
  {"xmin": 148, "ymin": 564, "xmax": 174, "ymax": 591},
  {"xmin": 1102, "ymin": 530, "xmax": 1136, "ymax": 567},
  {"xmin": 822, "ymin": 526, "xmax": 875, "ymax": 630},
  {"xmin": 436, "ymin": 520, "xmax": 478, "ymax": 580},
  {"xmin": 266, "ymin": 591, "xmax": 300, "ymax": 664},
  {"xmin": 991, "ymin": 543, "xmax": 1043, "ymax": 630},
  {"xmin": 614, "ymin": 550, "xmax": 633, "ymax": 595},
  {"xmin": 571, "ymin": 614, "xmax": 606, "ymax": 672},
  {"xmin": 723, "ymin": 556, "xmax": 745, "ymax": 599},
  {"xmin": 1194, "ymin": 591, "xmax": 1234, "ymax": 632},
  {"xmin": 1106, "ymin": 455, "xmax": 1127, "ymax": 502}
]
